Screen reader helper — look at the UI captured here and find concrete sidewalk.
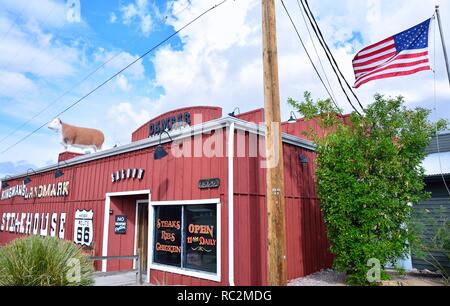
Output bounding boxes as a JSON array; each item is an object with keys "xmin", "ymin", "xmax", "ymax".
[{"xmin": 94, "ymin": 271, "xmax": 148, "ymax": 286}]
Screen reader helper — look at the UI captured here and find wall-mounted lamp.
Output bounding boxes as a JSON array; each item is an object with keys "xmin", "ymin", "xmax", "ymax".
[
  {"xmin": 55, "ymin": 169, "xmax": 64, "ymax": 179},
  {"xmin": 23, "ymin": 168, "xmax": 36, "ymax": 185},
  {"xmin": 288, "ymin": 111, "xmax": 298, "ymax": 124},
  {"xmin": 154, "ymin": 130, "xmax": 173, "ymax": 161},
  {"xmin": 54, "ymin": 160, "xmax": 68, "ymax": 179},
  {"xmin": 1, "ymin": 176, "xmax": 12, "ymax": 189},
  {"xmin": 228, "ymin": 107, "xmax": 241, "ymax": 118},
  {"xmin": 299, "ymin": 154, "xmax": 308, "ymax": 165}
]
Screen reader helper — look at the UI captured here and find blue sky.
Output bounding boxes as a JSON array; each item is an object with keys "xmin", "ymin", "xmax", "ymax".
[{"xmin": 0, "ymin": 0, "xmax": 449, "ymax": 178}]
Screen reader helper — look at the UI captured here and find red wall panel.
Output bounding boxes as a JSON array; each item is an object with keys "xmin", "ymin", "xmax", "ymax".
[{"xmin": 0, "ymin": 115, "xmax": 333, "ymax": 286}]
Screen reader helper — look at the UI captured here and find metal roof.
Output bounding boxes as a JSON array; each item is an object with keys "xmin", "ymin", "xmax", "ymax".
[
  {"xmin": 425, "ymin": 132, "xmax": 450, "ymax": 154},
  {"xmin": 422, "ymin": 151, "xmax": 450, "ymax": 176},
  {"xmin": 2, "ymin": 117, "xmax": 316, "ymax": 182}
]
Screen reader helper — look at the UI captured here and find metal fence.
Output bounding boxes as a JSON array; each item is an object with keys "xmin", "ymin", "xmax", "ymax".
[{"xmin": 89, "ymin": 249, "xmax": 143, "ymax": 285}]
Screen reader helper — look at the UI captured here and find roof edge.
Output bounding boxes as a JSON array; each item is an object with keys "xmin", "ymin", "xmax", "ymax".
[{"xmin": 2, "ymin": 117, "xmax": 316, "ymax": 181}]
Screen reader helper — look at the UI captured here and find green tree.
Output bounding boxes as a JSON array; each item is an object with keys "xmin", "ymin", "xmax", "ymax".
[{"xmin": 288, "ymin": 92, "xmax": 447, "ymax": 285}]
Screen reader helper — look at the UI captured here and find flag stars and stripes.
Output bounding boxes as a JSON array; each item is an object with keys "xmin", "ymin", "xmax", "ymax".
[{"xmin": 352, "ymin": 18, "xmax": 432, "ymax": 88}]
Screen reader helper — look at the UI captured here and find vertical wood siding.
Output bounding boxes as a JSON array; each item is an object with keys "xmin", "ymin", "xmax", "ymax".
[{"xmin": 0, "ymin": 118, "xmax": 332, "ymax": 285}]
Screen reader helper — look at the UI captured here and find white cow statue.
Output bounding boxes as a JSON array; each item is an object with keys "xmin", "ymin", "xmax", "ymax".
[{"xmin": 48, "ymin": 118, "xmax": 105, "ymax": 152}]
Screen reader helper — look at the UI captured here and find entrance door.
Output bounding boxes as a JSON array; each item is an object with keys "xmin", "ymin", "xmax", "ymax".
[{"xmin": 137, "ymin": 201, "xmax": 149, "ymax": 272}]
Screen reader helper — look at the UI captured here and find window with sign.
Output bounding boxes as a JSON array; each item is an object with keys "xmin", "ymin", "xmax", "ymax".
[
  {"xmin": 152, "ymin": 204, "xmax": 218, "ymax": 275},
  {"xmin": 153, "ymin": 206, "xmax": 182, "ymax": 267}
]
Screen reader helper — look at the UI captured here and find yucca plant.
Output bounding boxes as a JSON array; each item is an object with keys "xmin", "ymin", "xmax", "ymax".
[{"xmin": 0, "ymin": 236, "xmax": 94, "ymax": 286}]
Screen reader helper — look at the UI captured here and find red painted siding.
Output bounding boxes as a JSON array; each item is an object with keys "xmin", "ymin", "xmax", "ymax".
[
  {"xmin": 58, "ymin": 151, "xmax": 84, "ymax": 163},
  {"xmin": 131, "ymin": 106, "xmax": 223, "ymax": 142},
  {"xmin": 0, "ymin": 107, "xmax": 334, "ymax": 286},
  {"xmin": 235, "ymin": 108, "xmax": 264, "ymax": 124}
]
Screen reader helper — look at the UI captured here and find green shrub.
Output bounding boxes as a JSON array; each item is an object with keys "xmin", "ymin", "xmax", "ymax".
[
  {"xmin": 409, "ymin": 205, "xmax": 450, "ymax": 284},
  {"xmin": 0, "ymin": 236, "xmax": 94, "ymax": 286},
  {"xmin": 289, "ymin": 92, "xmax": 448, "ymax": 285}
]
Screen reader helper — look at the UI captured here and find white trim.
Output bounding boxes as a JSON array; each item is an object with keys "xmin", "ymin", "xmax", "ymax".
[
  {"xmin": 148, "ymin": 199, "xmax": 221, "ymax": 283},
  {"xmin": 149, "ymin": 263, "xmax": 221, "ymax": 283},
  {"xmin": 146, "ymin": 194, "xmax": 151, "ymax": 283},
  {"xmin": 105, "ymin": 190, "xmax": 151, "ymax": 197},
  {"xmin": 216, "ymin": 199, "xmax": 222, "ymax": 284},
  {"xmin": 228, "ymin": 122, "xmax": 235, "ymax": 286},
  {"xmin": 101, "ymin": 197, "xmax": 111, "ymax": 272},
  {"xmin": 150, "ymin": 198, "xmax": 221, "ymax": 206},
  {"xmin": 101, "ymin": 190, "xmax": 151, "ymax": 272},
  {"xmin": 133, "ymin": 201, "xmax": 138, "ymax": 270}
]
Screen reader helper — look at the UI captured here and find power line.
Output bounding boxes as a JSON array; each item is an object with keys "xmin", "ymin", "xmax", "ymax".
[
  {"xmin": 301, "ymin": 0, "xmax": 365, "ymax": 113},
  {"xmin": 0, "ymin": 1, "xmax": 58, "ymax": 73},
  {"xmin": 0, "ymin": 0, "xmax": 31, "ymax": 42},
  {"xmin": 280, "ymin": 0, "xmax": 344, "ymax": 114},
  {"xmin": 0, "ymin": 52, "xmax": 125, "ymax": 145},
  {"xmin": 166, "ymin": 0, "xmax": 192, "ymax": 19},
  {"xmin": 0, "ymin": 0, "xmax": 230, "ymax": 156},
  {"xmin": 0, "ymin": 2, "xmax": 197, "ymax": 146},
  {"xmin": 295, "ymin": 0, "xmax": 337, "ymax": 104}
]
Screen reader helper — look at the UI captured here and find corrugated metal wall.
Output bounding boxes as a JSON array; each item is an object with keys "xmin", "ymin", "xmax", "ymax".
[
  {"xmin": 412, "ymin": 177, "xmax": 450, "ymax": 274},
  {"xmin": 425, "ymin": 132, "xmax": 450, "ymax": 154}
]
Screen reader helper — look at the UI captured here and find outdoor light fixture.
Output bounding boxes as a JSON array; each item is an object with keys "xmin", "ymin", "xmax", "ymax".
[
  {"xmin": 1, "ymin": 176, "xmax": 12, "ymax": 189},
  {"xmin": 154, "ymin": 130, "xmax": 173, "ymax": 161},
  {"xmin": 55, "ymin": 169, "xmax": 64, "ymax": 179},
  {"xmin": 299, "ymin": 154, "xmax": 308, "ymax": 165},
  {"xmin": 23, "ymin": 168, "xmax": 36, "ymax": 185},
  {"xmin": 54, "ymin": 160, "xmax": 68, "ymax": 179},
  {"xmin": 228, "ymin": 107, "xmax": 241, "ymax": 118},
  {"xmin": 288, "ymin": 111, "xmax": 298, "ymax": 124}
]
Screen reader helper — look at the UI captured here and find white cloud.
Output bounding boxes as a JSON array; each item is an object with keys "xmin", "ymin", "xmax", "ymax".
[
  {"xmin": 107, "ymin": 101, "xmax": 154, "ymax": 145},
  {"xmin": 0, "ymin": 71, "xmax": 36, "ymax": 97},
  {"xmin": 116, "ymin": 74, "xmax": 132, "ymax": 92},
  {"xmin": 0, "ymin": 0, "xmax": 68, "ymax": 28},
  {"xmin": 110, "ymin": 12, "xmax": 117, "ymax": 24},
  {"xmin": 108, "ymin": 102, "xmax": 150, "ymax": 126},
  {"xmin": 0, "ymin": 3, "xmax": 81, "ymax": 82},
  {"xmin": 120, "ymin": 0, "xmax": 153, "ymax": 36},
  {"xmin": 94, "ymin": 49, "xmax": 145, "ymax": 79},
  {"xmin": 149, "ymin": 0, "xmax": 450, "ymax": 121},
  {"xmin": 1, "ymin": 0, "xmax": 450, "ymax": 174}
]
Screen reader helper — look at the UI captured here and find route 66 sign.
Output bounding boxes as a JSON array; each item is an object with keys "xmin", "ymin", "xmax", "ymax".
[{"xmin": 73, "ymin": 209, "xmax": 94, "ymax": 246}]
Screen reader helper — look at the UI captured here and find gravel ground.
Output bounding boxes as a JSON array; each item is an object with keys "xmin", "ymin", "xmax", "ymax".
[
  {"xmin": 288, "ymin": 269, "xmax": 347, "ymax": 286},
  {"xmin": 288, "ymin": 269, "xmax": 446, "ymax": 286}
]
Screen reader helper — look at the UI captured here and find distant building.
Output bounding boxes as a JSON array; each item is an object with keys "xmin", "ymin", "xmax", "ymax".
[{"xmin": 412, "ymin": 132, "xmax": 450, "ymax": 274}]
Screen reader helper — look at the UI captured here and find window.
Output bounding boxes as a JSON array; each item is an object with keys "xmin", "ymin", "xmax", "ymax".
[
  {"xmin": 184, "ymin": 205, "xmax": 217, "ymax": 273},
  {"xmin": 153, "ymin": 206, "xmax": 182, "ymax": 267},
  {"xmin": 152, "ymin": 204, "xmax": 218, "ymax": 275}
]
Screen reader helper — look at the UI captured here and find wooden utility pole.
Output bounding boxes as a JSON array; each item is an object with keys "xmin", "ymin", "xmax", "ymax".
[{"xmin": 262, "ymin": 0, "xmax": 287, "ymax": 286}]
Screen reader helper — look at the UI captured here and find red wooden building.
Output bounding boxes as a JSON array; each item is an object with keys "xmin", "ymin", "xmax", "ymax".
[{"xmin": 0, "ymin": 106, "xmax": 333, "ymax": 285}]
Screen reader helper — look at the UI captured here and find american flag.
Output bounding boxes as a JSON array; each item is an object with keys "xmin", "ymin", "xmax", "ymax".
[{"xmin": 353, "ymin": 19, "xmax": 432, "ymax": 88}]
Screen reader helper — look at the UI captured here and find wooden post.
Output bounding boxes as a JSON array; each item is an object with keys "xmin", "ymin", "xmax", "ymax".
[{"xmin": 262, "ymin": 0, "xmax": 288, "ymax": 286}]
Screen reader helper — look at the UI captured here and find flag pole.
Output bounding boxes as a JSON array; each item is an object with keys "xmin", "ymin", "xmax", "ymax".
[{"xmin": 435, "ymin": 5, "xmax": 450, "ymax": 86}]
